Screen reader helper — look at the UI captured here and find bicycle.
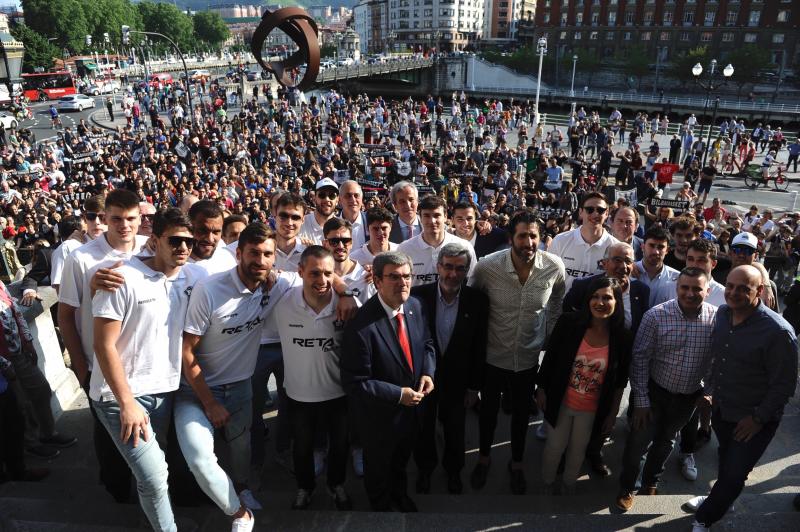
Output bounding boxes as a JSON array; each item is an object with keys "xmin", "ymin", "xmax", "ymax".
[{"xmin": 743, "ymin": 163, "xmax": 789, "ymax": 191}]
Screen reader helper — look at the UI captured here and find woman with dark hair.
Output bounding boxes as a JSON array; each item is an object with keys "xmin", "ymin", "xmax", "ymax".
[{"xmin": 536, "ymin": 276, "xmax": 633, "ymax": 494}]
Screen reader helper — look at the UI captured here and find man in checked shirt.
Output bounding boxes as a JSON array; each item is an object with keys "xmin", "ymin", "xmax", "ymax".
[{"xmin": 615, "ymin": 267, "xmax": 717, "ymax": 512}]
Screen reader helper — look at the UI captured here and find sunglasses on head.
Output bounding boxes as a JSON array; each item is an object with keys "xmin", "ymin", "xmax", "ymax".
[
  {"xmin": 85, "ymin": 212, "xmax": 105, "ymax": 222},
  {"xmin": 278, "ymin": 212, "xmax": 303, "ymax": 221},
  {"xmin": 731, "ymin": 246, "xmax": 755, "ymax": 255},
  {"xmin": 583, "ymin": 206, "xmax": 608, "ymax": 215},
  {"xmin": 166, "ymin": 236, "xmax": 196, "ymax": 249},
  {"xmin": 326, "ymin": 237, "xmax": 352, "ymax": 246}
]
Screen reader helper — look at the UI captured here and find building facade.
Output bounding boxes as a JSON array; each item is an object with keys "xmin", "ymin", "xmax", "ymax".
[
  {"xmin": 519, "ymin": 0, "xmax": 799, "ymax": 70},
  {"xmin": 385, "ymin": 0, "xmax": 486, "ymax": 52},
  {"xmin": 354, "ymin": 0, "xmax": 390, "ymax": 54},
  {"xmin": 487, "ymin": 0, "xmax": 537, "ymax": 40}
]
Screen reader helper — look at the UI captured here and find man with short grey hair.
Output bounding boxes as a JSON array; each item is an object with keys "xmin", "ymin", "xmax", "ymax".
[
  {"xmin": 411, "ymin": 242, "xmax": 489, "ymax": 494},
  {"xmin": 338, "ymin": 180, "xmax": 367, "ymax": 248},
  {"xmin": 389, "ymin": 181, "xmax": 421, "ymax": 244}
]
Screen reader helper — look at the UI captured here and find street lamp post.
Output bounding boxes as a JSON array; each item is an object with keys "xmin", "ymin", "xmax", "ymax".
[
  {"xmin": 533, "ymin": 37, "xmax": 547, "ymax": 131},
  {"xmin": 692, "ymin": 59, "xmax": 734, "ymax": 167},
  {"xmin": 122, "ymin": 25, "xmax": 195, "ymax": 128},
  {"xmin": 570, "ymin": 54, "xmax": 577, "ymax": 98}
]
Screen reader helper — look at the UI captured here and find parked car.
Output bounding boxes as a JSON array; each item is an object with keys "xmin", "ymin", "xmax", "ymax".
[
  {"xmin": 58, "ymin": 94, "xmax": 96, "ymax": 112},
  {"xmin": 148, "ymin": 73, "xmax": 174, "ymax": 88},
  {"xmin": 0, "ymin": 113, "xmax": 18, "ymax": 130},
  {"xmin": 246, "ymin": 69, "xmax": 263, "ymax": 81},
  {"xmin": 82, "ymin": 79, "xmax": 121, "ymax": 95}
]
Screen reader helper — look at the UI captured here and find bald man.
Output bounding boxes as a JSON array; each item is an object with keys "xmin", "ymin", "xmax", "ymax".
[
  {"xmin": 691, "ymin": 265, "xmax": 798, "ymax": 531},
  {"xmin": 179, "ymin": 194, "xmax": 199, "ymax": 215}
]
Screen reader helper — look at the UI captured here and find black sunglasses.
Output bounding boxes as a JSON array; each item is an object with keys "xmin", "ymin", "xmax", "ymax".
[
  {"xmin": 141, "ymin": 214, "xmax": 155, "ymax": 222},
  {"xmin": 85, "ymin": 212, "xmax": 105, "ymax": 222},
  {"xmin": 731, "ymin": 246, "xmax": 755, "ymax": 256},
  {"xmin": 166, "ymin": 236, "xmax": 196, "ymax": 249},
  {"xmin": 278, "ymin": 212, "xmax": 303, "ymax": 221},
  {"xmin": 317, "ymin": 190, "xmax": 338, "ymax": 200},
  {"xmin": 583, "ymin": 206, "xmax": 608, "ymax": 215},
  {"xmin": 326, "ymin": 237, "xmax": 352, "ymax": 246}
]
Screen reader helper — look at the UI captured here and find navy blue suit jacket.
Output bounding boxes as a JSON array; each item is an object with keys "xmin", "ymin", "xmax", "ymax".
[
  {"xmin": 341, "ymin": 294, "xmax": 436, "ymax": 424},
  {"xmin": 562, "ymin": 273, "xmax": 650, "ymax": 334}
]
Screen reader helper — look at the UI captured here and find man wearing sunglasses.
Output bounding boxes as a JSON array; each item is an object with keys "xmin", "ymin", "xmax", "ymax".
[
  {"xmin": 549, "ymin": 192, "xmax": 619, "ymax": 293},
  {"xmin": 322, "ymin": 218, "xmax": 375, "ymax": 306},
  {"xmin": 301, "ymin": 178, "xmax": 340, "ymax": 245},
  {"xmin": 90, "ymin": 208, "xmax": 199, "ymax": 532},
  {"xmin": 50, "ymin": 195, "xmax": 106, "ymax": 293},
  {"xmin": 137, "ymin": 201, "xmax": 157, "ymax": 237},
  {"xmin": 273, "ymin": 192, "xmax": 308, "ymax": 271}
]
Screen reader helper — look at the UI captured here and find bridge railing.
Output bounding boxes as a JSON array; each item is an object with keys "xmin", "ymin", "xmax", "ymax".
[{"xmin": 316, "ymin": 57, "xmax": 434, "ymax": 83}]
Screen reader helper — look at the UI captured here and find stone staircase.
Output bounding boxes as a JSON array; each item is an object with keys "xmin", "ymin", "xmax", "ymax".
[{"xmin": 2, "ymin": 390, "xmax": 798, "ymax": 531}]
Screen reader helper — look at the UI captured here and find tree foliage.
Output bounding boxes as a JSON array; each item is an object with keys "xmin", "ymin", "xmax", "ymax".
[
  {"xmin": 725, "ymin": 45, "xmax": 771, "ymax": 91},
  {"xmin": 621, "ymin": 46, "xmax": 650, "ymax": 89},
  {"xmin": 193, "ymin": 11, "xmax": 230, "ymax": 48},
  {"xmin": 9, "ymin": 22, "xmax": 59, "ymax": 73},
  {"xmin": 137, "ymin": 1, "xmax": 194, "ymax": 52}
]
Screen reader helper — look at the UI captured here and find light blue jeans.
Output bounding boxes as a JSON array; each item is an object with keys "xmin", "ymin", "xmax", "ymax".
[
  {"xmin": 92, "ymin": 393, "xmax": 176, "ymax": 532},
  {"xmin": 174, "ymin": 379, "xmax": 252, "ymax": 516}
]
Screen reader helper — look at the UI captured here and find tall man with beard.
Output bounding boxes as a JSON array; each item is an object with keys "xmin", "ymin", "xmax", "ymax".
[
  {"xmin": 187, "ymin": 200, "xmax": 237, "ymax": 277},
  {"xmin": 301, "ymin": 178, "xmax": 340, "ymax": 244}
]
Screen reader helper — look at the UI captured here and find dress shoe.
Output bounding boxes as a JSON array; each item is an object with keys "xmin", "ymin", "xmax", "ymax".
[
  {"xmin": 392, "ymin": 494, "xmax": 418, "ymax": 513},
  {"xmin": 588, "ymin": 455, "xmax": 611, "ymax": 477},
  {"xmin": 447, "ymin": 472, "xmax": 463, "ymax": 494},
  {"xmin": 470, "ymin": 462, "xmax": 490, "ymax": 490},
  {"xmin": 615, "ymin": 490, "xmax": 635, "ymax": 512},
  {"xmin": 415, "ymin": 471, "xmax": 431, "ymax": 494},
  {"xmin": 638, "ymin": 485, "xmax": 658, "ymax": 496},
  {"xmin": 507, "ymin": 461, "xmax": 526, "ymax": 495}
]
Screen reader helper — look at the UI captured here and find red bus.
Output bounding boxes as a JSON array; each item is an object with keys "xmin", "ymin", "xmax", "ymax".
[{"xmin": 21, "ymin": 71, "xmax": 77, "ymax": 101}]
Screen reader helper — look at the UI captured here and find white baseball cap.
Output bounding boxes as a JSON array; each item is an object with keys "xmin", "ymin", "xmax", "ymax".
[
  {"xmin": 731, "ymin": 232, "xmax": 758, "ymax": 250},
  {"xmin": 315, "ymin": 177, "xmax": 339, "ymax": 192}
]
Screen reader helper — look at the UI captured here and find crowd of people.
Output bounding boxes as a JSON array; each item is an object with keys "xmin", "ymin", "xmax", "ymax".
[{"xmin": 0, "ymin": 86, "xmax": 798, "ymax": 532}]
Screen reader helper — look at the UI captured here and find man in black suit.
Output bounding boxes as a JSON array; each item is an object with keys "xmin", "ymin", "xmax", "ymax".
[
  {"xmin": 451, "ymin": 202, "xmax": 508, "ymax": 259},
  {"xmin": 341, "ymin": 250, "xmax": 436, "ymax": 512},
  {"xmin": 388, "ymin": 181, "xmax": 422, "ymax": 244},
  {"xmin": 411, "ymin": 242, "xmax": 489, "ymax": 494},
  {"xmin": 562, "ymin": 241, "xmax": 650, "ymax": 475}
]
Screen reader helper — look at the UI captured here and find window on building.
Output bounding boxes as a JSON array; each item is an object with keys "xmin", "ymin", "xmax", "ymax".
[
  {"xmin": 590, "ymin": 31, "xmax": 599, "ymax": 39},
  {"xmin": 704, "ymin": 12, "xmax": 714, "ymax": 25},
  {"xmin": 748, "ymin": 10, "xmax": 760, "ymax": 26},
  {"xmin": 592, "ymin": 12, "xmax": 600, "ymax": 25},
  {"xmin": 684, "ymin": 11, "xmax": 694, "ymax": 24},
  {"xmin": 576, "ymin": 13, "xmax": 583, "ymax": 24},
  {"xmin": 624, "ymin": 31, "xmax": 632, "ymax": 40},
  {"xmin": 575, "ymin": 31, "xmax": 582, "ymax": 40},
  {"xmin": 643, "ymin": 12, "xmax": 652, "ymax": 24},
  {"xmin": 641, "ymin": 31, "xmax": 651, "ymax": 40},
  {"xmin": 560, "ymin": 31, "xmax": 567, "ymax": 40},
  {"xmin": 700, "ymin": 32, "xmax": 712, "ymax": 41},
  {"xmin": 608, "ymin": 12, "xmax": 617, "ymax": 24},
  {"xmin": 726, "ymin": 11, "xmax": 737, "ymax": 25},
  {"xmin": 744, "ymin": 33, "xmax": 757, "ymax": 42},
  {"xmin": 773, "ymin": 33, "xmax": 785, "ymax": 43},
  {"xmin": 423, "ymin": 9, "xmax": 432, "ymax": 16},
  {"xmin": 663, "ymin": 11, "xmax": 673, "ymax": 24},
  {"xmin": 561, "ymin": 13, "xmax": 568, "ymax": 25},
  {"xmin": 606, "ymin": 31, "xmax": 615, "ymax": 40},
  {"xmin": 722, "ymin": 32, "xmax": 734, "ymax": 42},
  {"xmin": 660, "ymin": 31, "xmax": 670, "ymax": 41},
  {"xmin": 625, "ymin": 11, "xmax": 634, "ymax": 24},
  {"xmin": 544, "ymin": 13, "xmax": 550, "ymax": 23},
  {"xmin": 777, "ymin": 10, "xmax": 789, "ymax": 22},
  {"xmin": 680, "ymin": 31, "xmax": 690, "ymax": 41}
]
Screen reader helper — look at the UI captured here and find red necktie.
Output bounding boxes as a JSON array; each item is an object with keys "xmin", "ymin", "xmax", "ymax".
[{"xmin": 396, "ymin": 313, "xmax": 414, "ymax": 373}]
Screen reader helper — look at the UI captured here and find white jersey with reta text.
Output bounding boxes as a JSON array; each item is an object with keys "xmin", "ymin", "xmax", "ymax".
[
  {"xmin": 548, "ymin": 228, "xmax": 619, "ymax": 292},
  {"xmin": 58, "ymin": 234, "xmax": 150, "ymax": 371},
  {"xmin": 183, "ymin": 266, "xmax": 293, "ymax": 386},
  {"xmin": 397, "ymin": 231, "xmax": 477, "ymax": 287},
  {"xmin": 275, "ymin": 287, "xmax": 348, "ymax": 403},
  {"xmin": 89, "ymin": 257, "xmax": 200, "ymax": 402}
]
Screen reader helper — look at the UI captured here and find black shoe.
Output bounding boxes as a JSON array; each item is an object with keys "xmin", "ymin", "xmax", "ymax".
[
  {"xmin": 588, "ymin": 455, "xmax": 611, "ymax": 477},
  {"xmin": 392, "ymin": 494, "xmax": 418, "ymax": 513},
  {"xmin": 327, "ymin": 485, "xmax": 353, "ymax": 511},
  {"xmin": 447, "ymin": 472, "xmax": 463, "ymax": 494},
  {"xmin": 291, "ymin": 488, "xmax": 313, "ymax": 510},
  {"xmin": 470, "ymin": 461, "xmax": 490, "ymax": 490},
  {"xmin": 25, "ymin": 445, "xmax": 60, "ymax": 459},
  {"xmin": 508, "ymin": 461, "xmax": 527, "ymax": 495},
  {"xmin": 416, "ymin": 471, "xmax": 432, "ymax": 494},
  {"xmin": 40, "ymin": 434, "xmax": 78, "ymax": 448}
]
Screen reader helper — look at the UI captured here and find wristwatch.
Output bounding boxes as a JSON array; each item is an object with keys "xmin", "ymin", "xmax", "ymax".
[{"xmin": 339, "ymin": 289, "xmax": 357, "ymax": 298}]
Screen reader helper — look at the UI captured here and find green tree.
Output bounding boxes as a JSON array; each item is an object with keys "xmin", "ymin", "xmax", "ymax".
[
  {"xmin": 666, "ymin": 46, "xmax": 710, "ymax": 88},
  {"xmin": 9, "ymin": 23, "xmax": 59, "ymax": 73},
  {"xmin": 621, "ymin": 46, "xmax": 650, "ymax": 90},
  {"xmin": 137, "ymin": 1, "xmax": 194, "ymax": 53},
  {"xmin": 193, "ymin": 11, "xmax": 230, "ymax": 48},
  {"xmin": 565, "ymin": 48, "xmax": 601, "ymax": 86},
  {"xmin": 83, "ymin": 0, "xmax": 143, "ymax": 48},
  {"xmin": 22, "ymin": 0, "xmax": 91, "ymax": 54},
  {"xmin": 725, "ymin": 45, "xmax": 771, "ymax": 96}
]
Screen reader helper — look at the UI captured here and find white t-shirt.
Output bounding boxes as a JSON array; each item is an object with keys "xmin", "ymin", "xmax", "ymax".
[
  {"xmin": 261, "ymin": 271, "xmax": 302, "ymax": 344},
  {"xmin": 300, "ymin": 213, "xmax": 333, "ymax": 245},
  {"xmin": 548, "ymin": 228, "xmax": 619, "ymax": 293},
  {"xmin": 189, "ymin": 243, "xmax": 237, "ymax": 278},
  {"xmin": 51, "ymin": 237, "xmax": 86, "ymax": 287},
  {"xmin": 341, "ymin": 261, "xmax": 376, "ymax": 305},
  {"xmin": 397, "ymin": 231, "xmax": 477, "ymax": 287},
  {"xmin": 275, "ymin": 240, "xmax": 306, "ymax": 272},
  {"xmin": 350, "ymin": 241, "xmax": 398, "ymax": 266},
  {"xmin": 58, "ymin": 234, "xmax": 149, "ymax": 371},
  {"xmin": 275, "ymin": 287, "xmax": 348, "ymax": 402},
  {"xmin": 183, "ymin": 267, "xmax": 295, "ymax": 386},
  {"xmin": 341, "ymin": 212, "xmax": 367, "ymax": 250},
  {"xmin": 89, "ymin": 258, "xmax": 200, "ymax": 401}
]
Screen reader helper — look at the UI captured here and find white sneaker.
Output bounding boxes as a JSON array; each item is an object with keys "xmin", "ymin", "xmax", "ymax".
[
  {"xmin": 535, "ymin": 423, "xmax": 548, "ymax": 441},
  {"xmin": 238, "ymin": 489, "xmax": 262, "ymax": 511},
  {"xmin": 691, "ymin": 520, "xmax": 709, "ymax": 532},
  {"xmin": 314, "ymin": 449, "xmax": 327, "ymax": 477},
  {"xmin": 231, "ymin": 509, "xmax": 254, "ymax": 532},
  {"xmin": 685, "ymin": 495, "xmax": 707, "ymax": 512},
  {"xmin": 680, "ymin": 453, "xmax": 698, "ymax": 481},
  {"xmin": 351, "ymin": 448, "xmax": 364, "ymax": 477}
]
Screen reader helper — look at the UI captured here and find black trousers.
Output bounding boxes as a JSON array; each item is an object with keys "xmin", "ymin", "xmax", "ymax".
[
  {"xmin": 83, "ymin": 375, "xmax": 132, "ymax": 503},
  {"xmin": 289, "ymin": 396, "xmax": 348, "ymax": 491},
  {"xmin": 413, "ymin": 382, "xmax": 467, "ymax": 475},
  {"xmin": 478, "ymin": 364, "xmax": 537, "ymax": 462},
  {"xmin": 362, "ymin": 410, "xmax": 418, "ymax": 511},
  {"xmin": 0, "ymin": 385, "xmax": 26, "ymax": 479}
]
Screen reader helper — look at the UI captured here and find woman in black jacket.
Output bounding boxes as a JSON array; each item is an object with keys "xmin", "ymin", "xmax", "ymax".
[{"xmin": 536, "ymin": 276, "xmax": 633, "ymax": 494}]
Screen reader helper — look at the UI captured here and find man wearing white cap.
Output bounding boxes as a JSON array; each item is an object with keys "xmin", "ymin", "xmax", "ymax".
[{"xmin": 301, "ymin": 178, "xmax": 339, "ymax": 244}]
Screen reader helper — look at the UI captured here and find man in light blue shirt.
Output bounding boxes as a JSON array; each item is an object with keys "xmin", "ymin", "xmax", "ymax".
[{"xmin": 634, "ymin": 226, "xmax": 679, "ymax": 307}]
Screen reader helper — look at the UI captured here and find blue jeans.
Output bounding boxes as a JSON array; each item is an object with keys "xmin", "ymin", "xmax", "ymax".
[
  {"xmin": 250, "ymin": 343, "xmax": 289, "ymax": 466},
  {"xmin": 174, "ymin": 380, "xmax": 251, "ymax": 516},
  {"xmin": 92, "ymin": 393, "xmax": 176, "ymax": 532},
  {"xmin": 695, "ymin": 409, "xmax": 779, "ymax": 526},
  {"xmin": 619, "ymin": 380, "xmax": 699, "ymax": 491}
]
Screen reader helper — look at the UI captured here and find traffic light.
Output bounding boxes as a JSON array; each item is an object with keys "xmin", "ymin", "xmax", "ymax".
[{"xmin": 121, "ymin": 26, "xmax": 130, "ymax": 45}]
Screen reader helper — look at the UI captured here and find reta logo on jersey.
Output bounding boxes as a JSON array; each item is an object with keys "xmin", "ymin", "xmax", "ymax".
[
  {"xmin": 292, "ymin": 337, "xmax": 336, "ymax": 352},
  {"xmin": 221, "ymin": 317, "xmax": 263, "ymax": 334},
  {"xmin": 415, "ymin": 273, "xmax": 438, "ymax": 283}
]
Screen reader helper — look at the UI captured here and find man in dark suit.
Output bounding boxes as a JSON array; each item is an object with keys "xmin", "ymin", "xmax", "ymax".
[
  {"xmin": 562, "ymin": 241, "xmax": 650, "ymax": 475},
  {"xmin": 411, "ymin": 242, "xmax": 489, "ymax": 494},
  {"xmin": 341, "ymin": 250, "xmax": 436, "ymax": 512},
  {"xmin": 388, "ymin": 181, "xmax": 422, "ymax": 244}
]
